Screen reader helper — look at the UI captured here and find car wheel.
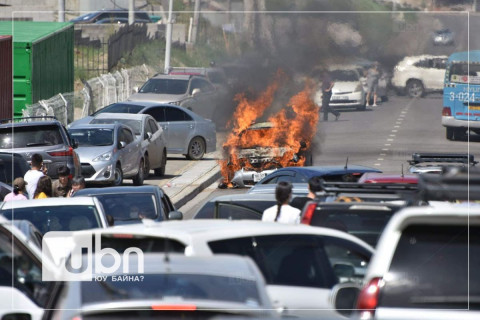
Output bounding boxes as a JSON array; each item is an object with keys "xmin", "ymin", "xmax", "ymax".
[
  {"xmin": 112, "ymin": 165, "xmax": 123, "ymax": 186},
  {"xmin": 186, "ymin": 137, "xmax": 205, "ymax": 160},
  {"xmin": 406, "ymin": 80, "xmax": 424, "ymax": 98},
  {"xmin": 154, "ymin": 149, "xmax": 167, "ymax": 176},
  {"xmin": 143, "ymin": 154, "xmax": 150, "ymax": 178},
  {"xmin": 446, "ymin": 127, "xmax": 454, "ymax": 140},
  {"xmin": 132, "ymin": 159, "xmax": 144, "ymax": 186}
]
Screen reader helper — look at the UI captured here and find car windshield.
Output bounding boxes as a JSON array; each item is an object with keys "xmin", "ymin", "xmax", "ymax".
[
  {"xmin": 92, "ymin": 193, "xmax": 159, "ymax": 224},
  {"xmin": 380, "ymin": 224, "xmax": 480, "ymax": 309},
  {"xmin": 0, "ymin": 125, "xmax": 63, "ymax": 148},
  {"xmin": 69, "ymin": 129, "xmax": 114, "ymax": 147},
  {"xmin": 448, "ymin": 62, "xmax": 480, "ymax": 84},
  {"xmin": 330, "ymin": 70, "xmax": 359, "ymax": 81},
  {"xmin": 91, "ymin": 119, "xmax": 142, "ymax": 136},
  {"xmin": 0, "ymin": 206, "xmax": 102, "ymax": 234},
  {"xmin": 82, "ymin": 274, "xmax": 261, "ymax": 305},
  {"xmin": 139, "ymin": 79, "xmax": 189, "ymax": 95},
  {"xmin": 93, "ymin": 103, "xmax": 145, "ymax": 116}
]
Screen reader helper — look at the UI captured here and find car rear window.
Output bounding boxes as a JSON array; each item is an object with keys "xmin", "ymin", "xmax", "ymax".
[
  {"xmin": 379, "ymin": 224, "xmax": 480, "ymax": 309},
  {"xmin": 139, "ymin": 79, "xmax": 189, "ymax": 95},
  {"xmin": 0, "ymin": 205, "xmax": 102, "ymax": 234},
  {"xmin": 0, "ymin": 125, "xmax": 64, "ymax": 148}
]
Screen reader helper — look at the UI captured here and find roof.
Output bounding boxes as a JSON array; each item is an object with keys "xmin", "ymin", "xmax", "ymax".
[
  {"xmin": 151, "ymin": 74, "xmax": 192, "ymax": 80},
  {"xmin": 0, "ymin": 21, "xmax": 72, "ymax": 44},
  {"xmin": 74, "ymin": 185, "xmax": 162, "ymax": 196},
  {"xmin": 107, "ymin": 101, "xmax": 174, "ymax": 108},
  {"xmin": 0, "ymin": 119, "xmax": 61, "ymax": 128},
  {"xmin": 448, "ymin": 50, "xmax": 480, "ymax": 63},
  {"xmin": 358, "ymin": 173, "xmax": 418, "ymax": 184},
  {"xmin": 0, "ymin": 196, "xmax": 96, "ymax": 209}
]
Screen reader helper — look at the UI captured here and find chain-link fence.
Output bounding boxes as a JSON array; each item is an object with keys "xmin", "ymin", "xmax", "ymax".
[{"xmin": 22, "ymin": 64, "xmax": 160, "ymax": 126}]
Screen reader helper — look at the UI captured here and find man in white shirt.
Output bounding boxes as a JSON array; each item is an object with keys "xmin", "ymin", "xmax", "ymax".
[
  {"xmin": 262, "ymin": 181, "xmax": 301, "ymax": 224},
  {"xmin": 24, "ymin": 153, "xmax": 45, "ymax": 199}
]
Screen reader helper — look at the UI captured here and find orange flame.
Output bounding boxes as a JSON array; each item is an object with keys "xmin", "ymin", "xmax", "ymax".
[{"xmin": 219, "ymin": 75, "xmax": 319, "ymax": 186}]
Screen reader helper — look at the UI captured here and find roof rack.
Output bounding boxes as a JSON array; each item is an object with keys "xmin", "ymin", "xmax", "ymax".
[
  {"xmin": 0, "ymin": 116, "xmax": 58, "ymax": 124},
  {"xmin": 321, "ymin": 182, "xmax": 418, "ymax": 194},
  {"xmin": 408, "ymin": 152, "xmax": 477, "ymax": 166}
]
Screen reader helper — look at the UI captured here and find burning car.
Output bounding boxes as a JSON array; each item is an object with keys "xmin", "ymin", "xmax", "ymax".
[{"xmin": 220, "ymin": 122, "xmax": 313, "ymax": 188}]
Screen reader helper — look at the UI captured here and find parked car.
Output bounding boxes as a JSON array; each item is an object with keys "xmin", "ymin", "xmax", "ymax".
[
  {"xmin": 68, "ymin": 123, "xmax": 145, "ymax": 186},
  {"xmin": 70, "ymin": 9, "xmax": 152, "ymax": 24},
  {"xmin": 72, "ymin": 185, "xmax": 183, "ymax": 224},
  {"xmin": 69, "ymin": 220, "xmax": 374, "ymax": 318},
  {"xmin": 0, "ymin": 197, "xmax": 110, "ymax": 234},
  {"xmin": 432, "ymin": 28, "xmax": 454, "ymax": 46},
  {"xmin": 87, "ymin": 113, "xmax": 168, "ymax": 177},
  {"xmin": 0, "ymin": 216, "xmax": 58, "ymax": 320},
  {"xmin": 94, "ymin": 17, "xmax": 151, "ymax": 24},
  {"xmin": 247, "ymin": 165, "xmax": 382, "ymax": 194},
  {"xmin": 222, "ymin": 122, "xmax": 313, "ymax": 188},
  {"xmin": 128, "ymin": 73, "xmax": 226, "ymax": 126},
  {"xmin": 0, "ymin": 117, "xmax": 80, "ymax": 179},
  {"xmin": 42, "ymin": 253, "xmax": 277, "ymax": 320},
  {"xmin": 72, "ymin": 101, "xmax": 216, "ymax": 160},
  {"xmin": 391, "ymin": 55, "xmax": 448, "ymax": 97}
]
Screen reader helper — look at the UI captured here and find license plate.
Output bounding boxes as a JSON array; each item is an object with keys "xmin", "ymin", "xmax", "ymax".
[
  {"xmin": 253, "ymin": 172, "xmax": 267, "ymax": 182},
  {"xmin": 332, "ymin": 96, "xmax": 348, "ymax": 100},
  {"xmin": 469, "ymin": 106, "xmax": 480, "ymax": 110}
]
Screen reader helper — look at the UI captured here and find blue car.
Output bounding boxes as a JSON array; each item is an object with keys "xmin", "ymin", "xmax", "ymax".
[{"xmin": 248, "ymin": 165, "xmax": 382, "ymax": 194}]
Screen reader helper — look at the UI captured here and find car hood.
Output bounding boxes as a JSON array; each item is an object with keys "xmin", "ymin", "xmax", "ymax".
[
  {"xmin": 332, "ymin": 81, "xmax": 360, "ymax": 93},
  {"xmin": 236, "ymin": 147, "xmax": 291, "ymax": 159},
  {"xmin": 68, "ymin": 116, "xmax": 93, "ymax": 128},
  {"xmin": 128, "ymin": 93, "xmax": 185, "ymax": 103},
  {"xmin": 75, "ymin": 146, "xmax": 114, "ymax": 162}
]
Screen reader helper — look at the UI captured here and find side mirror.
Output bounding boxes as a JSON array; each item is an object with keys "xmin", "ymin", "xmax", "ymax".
[
  {"xmin": 192, "ymin": 88, "xmax": 201, "ymax": 97},
  {"xmin": 119, "ymin": 141, "xmax": 127, "ymax": 149},
  {"xmin": 133, "ymin": 86, "xmax": 139, "ymax": 93},
  {"xmin": 168, "ymin": 210, "xmax": 183, "ymax": 220},
  {"xmin": 146, "ymin": 132, "xmax": 153, "ymax": 140},
  {"xmin": 71, "ymin": 138, "xmax": 79, "ymax": 149},
  {"xmin": 330, "ymin": 283, "xmax": 361, "ymax": 318}
]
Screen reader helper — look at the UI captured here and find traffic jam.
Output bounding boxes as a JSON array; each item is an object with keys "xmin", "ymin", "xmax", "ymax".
[{"xmin": 0, "ymin": 2, "xmax": 480, "ymax": 320}]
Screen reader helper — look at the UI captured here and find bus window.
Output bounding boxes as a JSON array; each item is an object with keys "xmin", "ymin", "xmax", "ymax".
[{"xmin": 449, "ymin": 63, "xmax": 480, "ymax": 83}]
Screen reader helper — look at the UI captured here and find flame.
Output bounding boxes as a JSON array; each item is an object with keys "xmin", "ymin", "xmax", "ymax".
[{"xmin": 219, "ymin": 75, "xmax": 319, "ymax": 186}]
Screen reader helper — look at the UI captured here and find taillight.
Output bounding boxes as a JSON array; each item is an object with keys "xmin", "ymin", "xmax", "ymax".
[
  {"xmin": 48, "ymin": 146, "xmax": 73, "ymax": 157},
  {"xmin": 442, "ymin": 107, "xmax": 452, "ymax": 116},
  {"xmin": 151, "ymin": 305, "xmax": 197, "ymax": 311},
  {"xmin": 301, "ymin": 202, "xmax": 316, "ymax": 224},
  {"xmin": 356, "ymin": 277, "xmax": 383, "ymax": 318}
]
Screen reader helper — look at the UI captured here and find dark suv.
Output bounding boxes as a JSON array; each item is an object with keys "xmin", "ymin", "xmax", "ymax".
[
  {"xmin": 71, "ymin": 9, "xmax": 152, "ymax": 24},
  {"xmin": 0, "ymin": 117, "xmax": 80, "ymax": 179}
]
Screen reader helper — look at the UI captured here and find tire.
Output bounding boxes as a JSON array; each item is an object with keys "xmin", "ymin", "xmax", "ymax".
[
  {"xmin": 143, "ymin": 154, "xmax": 150, "ymax": 178},
  {"xmin": 186, "ymin": 137, "xmax": 206, "ymax": 160},
  {"xmin": 446, "ymin": 127, "xmax": 454, "ymax": 140},
  {"xmin": 154, "ymin": 149, "xmax": 167, "ymax": 176},
  {"xmin": 112, "ymin": 164, "xmax": 123, "ymax": 186},
  {"xmin": 406, "ymin": 80, "xmax": 424, "ymax": 98},
  {"xmin": 132, "ymin": 159, "xmax": 144, "ymax": 186}
]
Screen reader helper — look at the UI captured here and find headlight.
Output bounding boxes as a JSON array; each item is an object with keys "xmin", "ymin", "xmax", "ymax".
[{"xmin": 93, "ymin": 151, "xmax": 112, "ymax": 162}]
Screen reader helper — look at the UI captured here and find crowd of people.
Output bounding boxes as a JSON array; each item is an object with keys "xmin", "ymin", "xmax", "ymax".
[{"xmin": 3, "ymin": 153, "xmax": 86, "ymax": 202}]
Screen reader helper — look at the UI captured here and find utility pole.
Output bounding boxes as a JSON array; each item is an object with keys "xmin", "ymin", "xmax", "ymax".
[
  {"xmin": 164, "ymin": 0, "xmax": 173, "ymax": 74},
  {"xmin": 191, "ymin": 0, "xmax": 200, "ymax": 44},
  {"xmin": 129, "ymin": 0, "xmax": 135, "ymax": 25},
  {"xmin": 58, "ymin": 0, "xmax": 65, "ymax": 22}
]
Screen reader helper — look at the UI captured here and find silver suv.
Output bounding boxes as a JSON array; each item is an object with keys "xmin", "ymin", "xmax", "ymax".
[{"xmin": 128, "ymin": 74, "xmax": 222, "ymax": 125}]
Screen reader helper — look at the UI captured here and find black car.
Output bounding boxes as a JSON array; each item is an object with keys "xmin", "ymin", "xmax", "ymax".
[
  {"xmin": 0, "ymin": 152, "xmax": 30, "ymax": 201},
  {"xmin": 71, "ymin": 9, "xmax": 152, "ymax": 24},
  {"xmin": 73, "ymin": 185, "xmax": 183, "ymax": 225},
  {"xmin": 0, "ymin": 117, "xmax": 80, "ymax": 179}
]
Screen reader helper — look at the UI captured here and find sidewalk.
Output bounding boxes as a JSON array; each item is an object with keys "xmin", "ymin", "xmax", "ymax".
[{"xmin": 162, "ymin": 152, "xmax": 221, "ymax": 209}]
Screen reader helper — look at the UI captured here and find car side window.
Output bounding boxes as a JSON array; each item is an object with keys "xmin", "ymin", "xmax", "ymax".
[
  {"xmin": 189, "ymin": 78, "xmax": 214, "ymax": 94},
  {"xmin": 414, "ymin": 59, "xmax": 429, "ymax": 68},
  {"xmin": 165, "ymin": 107, "xmax": 186, "ymax": 122},
  {"xmin": 217, "ymin": 204, "xmax": 263, "ymax": 220},
  {"xmin": 144, "ymin": 107, "xmax": 166, "ymax": 122},
  {"xmin": 148, "ymin": 119, "xmax": 159, "ymax": 133},
  {"xmin": 262, "ymin": 175, "xmax": 279, "ymax": 184},
  {"xmin": 121, "ymin": 128, "xmax": 134, "ymax": 144}
]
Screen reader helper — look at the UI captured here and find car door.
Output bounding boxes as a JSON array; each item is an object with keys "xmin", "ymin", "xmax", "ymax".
[
  {"xmin": 118, "ymin": 127, "xmax": 138, "ymax": 176},
  {"xmin": 144, "ymin": 118, "xmax": 162, "ymax": 168},
  {"xmin": 143, "ymin": 106, "xmax": 170, "ymax": 148},
  {"xmin": 165, "ymin": 106, "xmax": 195, "ymax": 153}
]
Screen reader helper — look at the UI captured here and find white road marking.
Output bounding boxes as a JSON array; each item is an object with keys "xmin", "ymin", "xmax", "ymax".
[
  {"xmin": 387, "ymin": 139, "xmax": 394, "ymax": 141},
  {"xmin": 374, "ymin": 163, "xmax": 382, "ymax": 166},
  {"xmin": 382, "ymin": 148, "xmax": 389, "ymax": 151},
  {"xmin": 389, "ymin": 134, "xmax": 396, "ymax": 137},
  {"xmin": 377, "ymin": 158, "xmax": 384, "ymax": 161},
  {"xmin": 392, "ymin": 129, "xmax": 398, "ymax": 132}
]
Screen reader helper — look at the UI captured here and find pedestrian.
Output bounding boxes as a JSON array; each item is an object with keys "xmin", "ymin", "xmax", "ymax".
[
  {"xmin": 24, "ymin": 153, "xmax": 46, "ymax": 199},
  {"xmin": 262, "ymin": 181, "xmax": 301, "ymax": 224},
  {"xmin": 3, "ymin": 177, "xmax": 28, "ymax": 202},
  {"xmin": 321, "ymin": 70, "xmax": 340, "ymax": 121},
  {"xmin": 34, "ymin": 176, "xmax": 52, "ymax": 199},
  {"xmin": 52, "ymin": 166, "xmax": 72, "ymax": 197},
  {"xmin": 68, "ymin": 176, "xmax": 86, "ymax": 197},
  {"xmin": 366, "ymin": 63, "xmax": 380, "ymax": 107},
  {"xmin": 290, "ymin": 176, "xmax": 324, "ymax": 211}
]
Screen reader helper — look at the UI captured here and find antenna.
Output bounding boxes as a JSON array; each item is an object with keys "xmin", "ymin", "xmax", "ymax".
[
  {"xmin": 344, "ymin": 157, "xmax": 349, "ymax": 170},
  {"xmin": 401, "ymin": 163, "xmax": 404, "ymax": 178}
]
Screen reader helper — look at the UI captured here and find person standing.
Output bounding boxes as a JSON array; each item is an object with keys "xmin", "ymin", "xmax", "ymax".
[
  {"xmin": 321, "ymin": 70, "xmax": 340, "ymax": 121},
  {"xmin": 34, "ymin": 176, "xmax": 52, "ymax": 199},
  {"xmin": 262, "ymin": 181, "xmax": 301, "ymax": 224},
  {"xmin": 52, "ymin": 166, "xmax": 72, "ymax": 197},
  {"xmin": 366, "ymin": 63, "xmax": 380, "ymax": 107},
  {"xmin": 290, "ymin": 176, "xmax": 324, "ymax": 211},
  {"xmin": 3, "ymin": 177, "xmax": 28, "ymax": 202},
  {"xmin": 24, "ymin": 154, "xmax": 46, "ymax": 199}
]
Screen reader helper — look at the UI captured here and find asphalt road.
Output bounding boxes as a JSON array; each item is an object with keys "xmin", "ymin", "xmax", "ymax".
[{"xmin": 180, "ymin": 93, "xmax": 480, "ymax": 218}]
